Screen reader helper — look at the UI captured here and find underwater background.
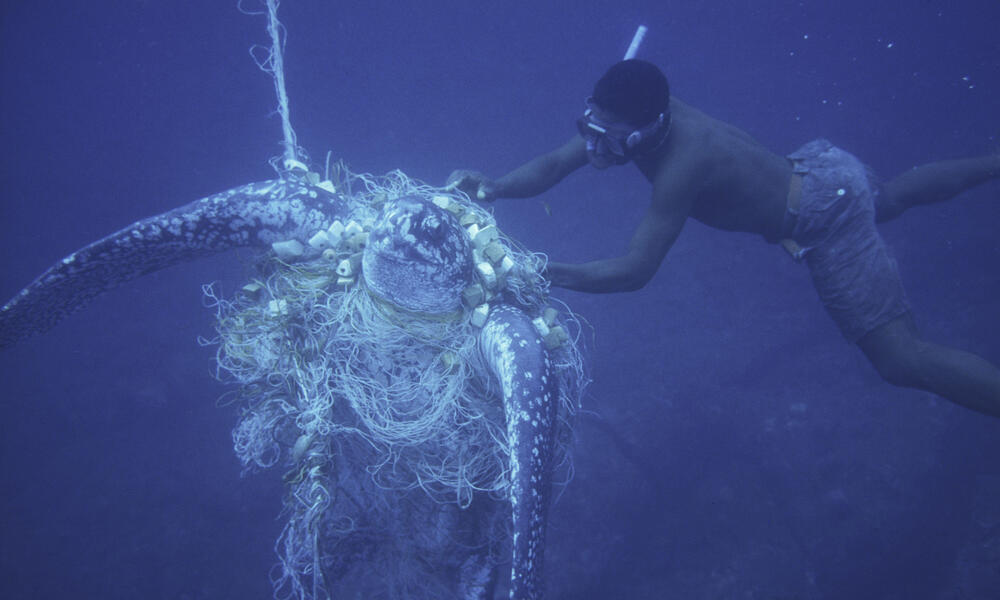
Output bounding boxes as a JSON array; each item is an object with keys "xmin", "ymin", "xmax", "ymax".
[{"xmin": 1, "ymin": 1, "xmax": 998, "ymax": 598}]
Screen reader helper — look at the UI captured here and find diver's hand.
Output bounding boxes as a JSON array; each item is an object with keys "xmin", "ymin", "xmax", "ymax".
[{"xmin": 445, "ymin": 170, "xmax": 497, "ymax": 202}]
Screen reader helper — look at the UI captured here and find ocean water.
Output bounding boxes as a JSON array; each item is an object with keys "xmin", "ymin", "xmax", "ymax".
[{"xmin": 1, "ymin": 1, "xmax": 998, "ymax": 598}]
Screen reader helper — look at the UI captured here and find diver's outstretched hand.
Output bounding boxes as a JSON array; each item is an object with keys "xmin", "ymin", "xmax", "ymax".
[{"xmin": 445, "ymin": 170, "xmax": 497, "ymax": 202}]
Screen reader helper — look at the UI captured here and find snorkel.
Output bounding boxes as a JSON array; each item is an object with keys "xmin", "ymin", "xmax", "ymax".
[{"xmin": 624, "ymin": 25, "xmax": 647, "ymax": 60}]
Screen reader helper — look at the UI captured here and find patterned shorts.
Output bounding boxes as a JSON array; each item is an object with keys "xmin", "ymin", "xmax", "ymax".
[{"xmin": 785, "ymin": 139, "xmax": 911, "ymax": 342}]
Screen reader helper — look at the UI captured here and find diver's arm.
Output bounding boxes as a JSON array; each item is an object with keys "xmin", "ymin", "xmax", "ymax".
[
  {"xmin": 448, "ymin": 136, "xmax": 587, "ymax": 201},
  {"xmin": 493, "ymin": 136, "xmax": 588, "ymax": 198},
  {"xmin": 546, "ymin": 165, "xmax": 694, "ymax": 293}
]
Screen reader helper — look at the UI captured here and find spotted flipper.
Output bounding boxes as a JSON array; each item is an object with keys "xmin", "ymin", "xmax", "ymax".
[
  {"xmin": 0, "ymin": 179, "xmax": 348, "ymax": 347},
  {"xmin": 479, "ymin": 305, "xmax": 558, "ymax": 600}
]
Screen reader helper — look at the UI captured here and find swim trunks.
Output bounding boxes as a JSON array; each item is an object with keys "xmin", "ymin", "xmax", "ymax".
[{"xmin": 783, "ymin": 139, "xmax": 911, "ymax": 342}]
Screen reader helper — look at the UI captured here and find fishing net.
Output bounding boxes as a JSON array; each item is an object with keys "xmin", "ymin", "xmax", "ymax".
[{"xmin": 203, "ymin": 168, "xmax": 585, "ymax": 599}]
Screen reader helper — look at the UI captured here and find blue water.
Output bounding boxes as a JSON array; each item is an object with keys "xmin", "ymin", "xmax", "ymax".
[{"xmin": 1, "ymin": 1, "xmax": 998, "ymax": 598}]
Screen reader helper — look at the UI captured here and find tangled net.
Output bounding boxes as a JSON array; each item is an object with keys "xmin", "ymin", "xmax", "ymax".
[{"xmin": 202, "ymin": 167, "xmax": 585, "ymax": 599}]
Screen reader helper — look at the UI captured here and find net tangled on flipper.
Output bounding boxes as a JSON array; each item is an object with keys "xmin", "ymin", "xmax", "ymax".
[{"xmin": 203, "ymin": 167, "xmax": 586, "ymax": 599}]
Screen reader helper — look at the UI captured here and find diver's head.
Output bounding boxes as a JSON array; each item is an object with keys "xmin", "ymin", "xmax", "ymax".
[{"xmin": 577, "ymin": 59, "xmax": 671, "ymax": 169}]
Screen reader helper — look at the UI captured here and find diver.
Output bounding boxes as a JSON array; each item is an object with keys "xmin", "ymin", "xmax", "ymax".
[{"xmin": 448, "ymin": 59, "xmax": 1000, "ymax": 417}]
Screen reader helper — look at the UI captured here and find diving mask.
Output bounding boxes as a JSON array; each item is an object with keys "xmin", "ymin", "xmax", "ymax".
[{"xmin": 576, "ymin": 97, "xmax": 667, "ymax": 168}]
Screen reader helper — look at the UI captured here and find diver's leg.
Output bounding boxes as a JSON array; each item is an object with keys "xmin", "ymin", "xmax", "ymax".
[
  {"xmin": 876, "ymin": 155, "xmax": 1000, "ymax": 222},
  {"xmin": 858, "ymin": 314, "xmax": 1000, "ymax": 417}
]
